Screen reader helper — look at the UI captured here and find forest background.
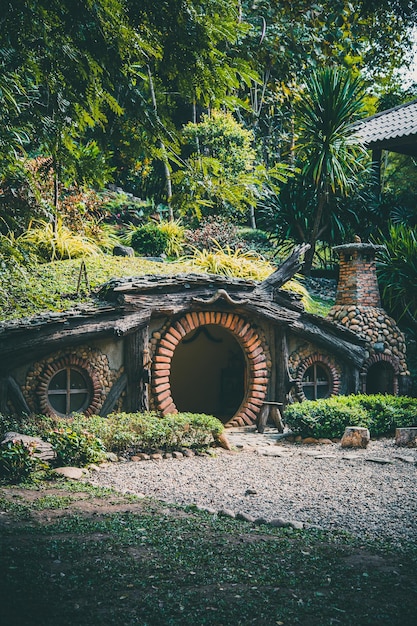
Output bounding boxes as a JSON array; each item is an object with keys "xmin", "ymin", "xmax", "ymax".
[{"xmin": 1, "ymin": 0, "xmax": 417, "ymax": 342}]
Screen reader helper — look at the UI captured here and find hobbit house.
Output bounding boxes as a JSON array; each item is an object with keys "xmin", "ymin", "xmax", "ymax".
[{"xmin": 0, "ymin": 243, "xmax": 409, "ymax": 426}]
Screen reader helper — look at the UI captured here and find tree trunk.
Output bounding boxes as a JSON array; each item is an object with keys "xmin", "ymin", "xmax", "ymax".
[
  {"xmin": 148, "ymin": 65, "xmax": 173, "ymax": 221},
  {"xmin": 303, "ymin": 193, "xmax": 326, "ymax": 276},
  {"xmin": 249, "ymin": 205, "xmax": 256, "ymax": 229}
]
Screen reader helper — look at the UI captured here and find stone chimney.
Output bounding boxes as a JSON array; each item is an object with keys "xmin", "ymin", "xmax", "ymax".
[
  {"xmin": 327, "ymin": 239, "xmax": 409, "ymax": 395},
  {"xmin": 333, "ymin": 241, "xmax": 384, "ymax": 308}
]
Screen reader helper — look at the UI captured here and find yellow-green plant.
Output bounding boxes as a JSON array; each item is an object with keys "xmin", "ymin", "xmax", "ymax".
[
  {"xmin": 188, "ymin": 241, "xmax": 311, "ymax": 306},
  {"xmin": 189, "ymin": 241, "xmax": 272, "ymax": 280},
  {"xmin": 158, "ymin": 220, "xmax": 185, "ymax": 257},
  {"xmin": 18, "ymin": 219, "xmax": 102, "ymax": 261}
]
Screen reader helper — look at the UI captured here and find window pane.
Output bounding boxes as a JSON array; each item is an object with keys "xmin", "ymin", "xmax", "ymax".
[
  {"xmin": 70, "ymin": 370, "xmax": 87, "ymax": 389},
  {"xmin": 70, "ymin": 393, "xmax": 88, "ymax": 413},
  {"xmin": 49, "ymin": 394, "xmax": 67, "ymax": 414},
  {"xmin": 49, "ymin": 370, "xmax": 67, "ymax": 390},
  {"xmin": 304, "ymin": 386, "xmax": 315, "ymax": 401},
  {"xmin": 316, "ymin": 365, "xmax": 328, "ymax": 382},
  {"xmin": 316, "ymin": 383, "xmax": 330, "ymax": 399}
]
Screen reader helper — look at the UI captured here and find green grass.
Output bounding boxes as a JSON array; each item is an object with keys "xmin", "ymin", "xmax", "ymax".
[
  {"xmin": 0, "ymin": 255, "xmax": 329, "ymax": 322},
  {"xmin": 0, "ymin": 480, "xmax": 416, "ymax": 626}
]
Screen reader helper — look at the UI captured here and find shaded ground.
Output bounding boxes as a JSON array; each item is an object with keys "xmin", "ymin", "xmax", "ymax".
[{"xmin": 0, "ymin": 480, "xmax": 416, "ymax": 626}]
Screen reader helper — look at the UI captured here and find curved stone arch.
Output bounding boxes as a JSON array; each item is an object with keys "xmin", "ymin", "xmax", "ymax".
[
  {"xmin": 37, "ymin": 354, "xmax": 102, "ymax": 417},
  {"xmin": 152, "ymin": 311, "xmax": 269, "ymax": 427},
  {"xmin": 360, "ymin": 353, "xmax": 400, "ymax": 395},
  {"xmin": 295, "ymin": 352, "xmax": 341, "ymax": 402}
]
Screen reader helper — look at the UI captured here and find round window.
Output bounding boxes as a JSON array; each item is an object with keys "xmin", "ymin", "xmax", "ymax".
[
  {"xmin": 47, "ymin": 366, "xmax": 92, "ymax": 416},
  {"xmin": 301, "ymin": 363, "xmax": 331, "ymax": 400}
]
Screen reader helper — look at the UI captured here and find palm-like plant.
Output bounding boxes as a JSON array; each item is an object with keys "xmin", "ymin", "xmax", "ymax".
[{"xmin": 295, "ymin": 67, "xmax": 369, "ymax": 274}]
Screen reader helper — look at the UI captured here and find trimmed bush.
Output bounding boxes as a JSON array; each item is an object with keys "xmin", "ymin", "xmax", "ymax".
[
  {"xmin": 130, "ymin": 223, "xmax": 169, "ymax": 256},
  {"xmin": 284, "ymin": 396, "xmax": 368, "ymax": 439},
  {"xmin": 284, "ymin": 394, "xmax": 417, "ymax": 439},
  {"xmin": 101, "ymin": 411, "xmax": 224, "ymax": 454}
]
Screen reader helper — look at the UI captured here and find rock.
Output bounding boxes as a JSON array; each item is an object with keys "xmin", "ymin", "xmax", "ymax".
[
  {"xmin": 132, "ymin": 453, "xmax": 150, "ymax": 461},
  {"xmin": 302, "ymin": 437, "xmax": 318, "ymax": 444},
  {"xmin": 172, "ymin": 451, "xmax": 183, "ymax": 459},
  {"xmin": 341, "ymin": 427, "xmax": 370, "ymax": 449},
  {"xmin": 288, "ymin": 520, "xmax": 304, "ymax": 530},
  {"xmin": 87, "ymin": 464, "xmax": 101, "ymax": 472},
  {"xmin": 236, "ymin": 512, "xmax": 256, "ymax": 523},
  {"xmin": 245, "ymin": 488, "xmax": 258, "ymax": 495},
  {"xmin": 318, "ymin": 438, "xmax": 334, "ymax": 445},
  {"xmin": 254, "ymin": 517, "xmax": 269, "ymax": 526},
  {"xmin": 395, "ymin": 427, "xmax": 417, "ymax": 448},
  {"xmin": 113, "ymin": 244, "xmax": 134, "ymax": 257},
  {"xmin": 1, "ymin": 432, "xmax": 55, "ymax": 461},
  {"xmin": 365, "ymin": 457, "xmax": 393, "ymax": 465},
  {"xmin": 219, "ymin": 508, "xmax": 236, "ymax": 519},
  {"xmin": 182, "ymin": 449, "xmax": 195, "ymax": 457},
  {"xmin": 53, "ymin": 467, "xmax": 86, "ymax": 479},
  {"xmin": 105, "ymin": 452, "xmax": 119, "ymax": 462},
  {"xmin": 150, "ymin": 453, "xmax": 163, "ymax": 461},
  {"xmin": 269, "ymin": 517, "xmax": 290, "ymax": 528},
  {"xmin": 216, "ymin": 432, "xmax": 232, "ymax": 451}
]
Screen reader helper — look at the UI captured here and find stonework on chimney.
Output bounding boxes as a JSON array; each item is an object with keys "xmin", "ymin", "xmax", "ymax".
[{"xmin": 327, "ymin": 241, "xmax": 409, "ymax": 394}]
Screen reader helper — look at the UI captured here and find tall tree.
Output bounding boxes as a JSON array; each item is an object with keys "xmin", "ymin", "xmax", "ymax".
[{"xmin": 294, "ymin": 67, "xmax": 369, "ymax": 275}]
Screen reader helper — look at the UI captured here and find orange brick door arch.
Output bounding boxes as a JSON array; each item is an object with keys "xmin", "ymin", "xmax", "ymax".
[{"xmin": 152, "ymin": 311, "xmax": 269, "ymax": 427}]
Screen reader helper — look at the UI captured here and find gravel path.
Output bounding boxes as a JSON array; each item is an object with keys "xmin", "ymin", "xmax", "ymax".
[{"xmin": 88, "ymin": 429, "xmax": 417, "ymax": 546}]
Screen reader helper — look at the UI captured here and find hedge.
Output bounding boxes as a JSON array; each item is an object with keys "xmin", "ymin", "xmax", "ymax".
[{"xmin": 283, "ymin": 394, "xmax": 417, "ymax": 439}]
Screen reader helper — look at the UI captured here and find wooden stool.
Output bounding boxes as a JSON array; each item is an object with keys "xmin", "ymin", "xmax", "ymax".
[{"xmin": 257, "ymin": 402, "xmax": 284, "ymax": 434}]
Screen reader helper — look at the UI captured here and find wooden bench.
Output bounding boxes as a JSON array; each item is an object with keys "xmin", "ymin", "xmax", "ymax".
[{"xmin": 257, "ymin": 402, "xmax": 284, "ymax": 434}]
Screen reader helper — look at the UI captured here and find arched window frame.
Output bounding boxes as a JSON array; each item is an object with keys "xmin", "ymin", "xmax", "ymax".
[
  {"xmin": 37, "ymin": 355, "xmax": 101, "ymax": 417},
  {"xmin": 295, "ymin": 354, "xmax": 341, "ymax": 402}
]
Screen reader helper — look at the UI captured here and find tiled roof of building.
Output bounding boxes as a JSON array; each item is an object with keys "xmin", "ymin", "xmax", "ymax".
[{"xmin": 355, "ymin": 99, "xmax": 417, "ymax": 156}]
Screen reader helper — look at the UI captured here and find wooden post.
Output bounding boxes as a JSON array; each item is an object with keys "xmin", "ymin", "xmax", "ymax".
[
  {"xmin": 274, "ymin": 326, "xmax": 289, "ymax": 405},
  {"xmin": 124, "ymin": 327, "xmax": 149, "ymax": 412}
]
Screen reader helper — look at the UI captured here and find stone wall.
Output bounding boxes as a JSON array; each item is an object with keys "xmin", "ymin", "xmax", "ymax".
[{"xmin": 23, "ymin": 345, "xmax": 124, "ymax": 416}]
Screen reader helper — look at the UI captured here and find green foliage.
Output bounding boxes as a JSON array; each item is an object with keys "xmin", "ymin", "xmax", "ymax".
[
  {"xmin": 130, "ymin": 223, "xmax": 169, "ymax": 257},
  {"xmin": 284, "ymin": 394, "xmax": 417, "ymax": 439},
  {"xmin": 188, "ymin": 243, "xmax": 274, "ymax": 280},
  {"xmin": 18, "ymin": 219, "xmax": 102, "ymax": 262},
  {"xmin": 375, "ymin": 225, "xmax": 417, "ymax": 325},
  {"xmin": 174, "ymin": 110, "xmax": 262, "ymax": 220},
  {"xmin": 0, "ymin": 440, "xmax": 43, "ymax": 483},
  {"xmin": 158, "ymin": 220, "xmax": 186, "ymax": 258},
  {"xmin": 294, "ymin": 67, "xmax": 369, "ymax": 274},
  {"xmin": 46, "ymin": 427, "xmax": 105, "ymax": 467},
  {"xmin": 68, "ymin": 411, "xmax": 224, "ymax": 455}
]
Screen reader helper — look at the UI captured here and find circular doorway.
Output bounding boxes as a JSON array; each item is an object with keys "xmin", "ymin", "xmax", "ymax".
[{"xmin": 152, "ymin": 311, "xmax": 269, "ymax": 427}]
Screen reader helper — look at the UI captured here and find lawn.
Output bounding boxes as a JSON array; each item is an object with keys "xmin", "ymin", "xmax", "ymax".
[{"xmin": 0, "ymin": 479, "xmax": 416, "ymax": 626}]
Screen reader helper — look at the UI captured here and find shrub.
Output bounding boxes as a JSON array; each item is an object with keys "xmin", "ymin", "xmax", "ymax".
[
  {"xmin": 46, "ymin": 427, "xmax": 105, "ymax": 466},
  {"xmin": 284, "ymin": 396, "xmax": 368, "ymax": 439},
  {"xmin": 0, "ymin": 439, "xmax": 44, "ymax": 483},
  {"xmin": 158, "ymin": 220, "xmax": 185, "ymax": 257},
  {"xmin": 131, "ymin": 222, "xmax": 169, "ymax": 256},
  {"xmin": 238, "ymin": 228, "xmax": 274, "ymax": 256},
  {"xmin": 184, "ymin": 216, "xmax": 241, "ymax": 252},
  {"xmin": 284, "ymin": 394, "xmax": 417, "ymax": 439},
  {"xmin": 17, "ymin": 219, "xmax": 102, "ymax": 261},
  {"xmin": 188, "ymin": 243, "xmax": 274, "ymax": 280},
  {"xmin": 99, "ymin": 411, "xmax": 224, "ymax": 454}
]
